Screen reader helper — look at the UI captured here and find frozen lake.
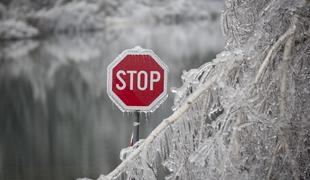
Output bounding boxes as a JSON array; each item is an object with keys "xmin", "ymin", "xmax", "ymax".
[{"xmin": 0, "ymin": 22, "xmax": 223, "ymax": 180}]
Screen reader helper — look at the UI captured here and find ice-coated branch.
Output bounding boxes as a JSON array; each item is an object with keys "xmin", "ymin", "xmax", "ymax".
[
  {"xmin": 255, "ymin": 0, "xmax": 308, "ymax": 84},
  {"xmin": 254, "ymin": 28, "xmax": 294, "ymax": 84},
  {"xmin": 279, "ymin": 34, "xmax": 295, "ymax": 117},
  {"xmin": 105, "ymin": 77, "xmax": 216, "ymax": 179}
]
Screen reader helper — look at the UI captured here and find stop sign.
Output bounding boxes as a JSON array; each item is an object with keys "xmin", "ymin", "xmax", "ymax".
[{"xmin": 107, "ymin": 47, "xmax": 168, "ymax": 112}]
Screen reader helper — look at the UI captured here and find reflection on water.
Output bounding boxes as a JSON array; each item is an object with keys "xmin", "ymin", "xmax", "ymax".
[{"xmin": 0, "ymin": 22, "xmax": 223, "ymax": 180}]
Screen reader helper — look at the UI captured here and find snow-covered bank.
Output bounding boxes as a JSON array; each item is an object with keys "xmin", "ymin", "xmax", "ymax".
[
  {"xmin": 26, "ymin": 1, "xmax": 105, "ymax": 33},
  {"xmin": 0, "ymin": 0, "xmax": 223, "ymax": 40},
  {"xmin": 88, "ymin": 0, "xmax": 310, "ymax": 179},
  {"xmin": 0, "ymin": 19, "xmax": 38, "ymax": 40}
]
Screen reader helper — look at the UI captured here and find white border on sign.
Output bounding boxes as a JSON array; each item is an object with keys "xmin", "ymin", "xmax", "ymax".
[{"xmin": 107, "ymin": 46, "xmax": 169, "ymax": 113}]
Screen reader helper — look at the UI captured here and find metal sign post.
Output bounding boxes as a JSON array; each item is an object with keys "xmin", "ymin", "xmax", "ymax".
[{"xmin": 133, "ymin": 111, "xmax": 140, "ymax": 144}]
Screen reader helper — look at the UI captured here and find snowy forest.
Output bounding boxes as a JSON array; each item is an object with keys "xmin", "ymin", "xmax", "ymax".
[{"xmin": 0, "ymin": 0, "xmax": 309, "ymax": 180}]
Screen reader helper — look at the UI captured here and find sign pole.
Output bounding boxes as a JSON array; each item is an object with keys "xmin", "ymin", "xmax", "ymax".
[{"xmin": 133, "ymin": 111, "xmax": 140, "ymax": 144}]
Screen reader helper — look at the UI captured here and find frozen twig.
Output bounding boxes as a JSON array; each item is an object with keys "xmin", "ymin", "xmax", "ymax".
[
  {"xmin": 266, "ymin": 142, "xmax": 286, "ymax": 180},
  {"xmin": 254, "ymin": 28, "xmax": 294, "ymax": 84},
  {"xmin": 266, "ymin": 21, "xmax": 299, "ymax": 180},
  {"xmin": 279, "ymin": 34, "xmax": 295, "ymax": 116}
]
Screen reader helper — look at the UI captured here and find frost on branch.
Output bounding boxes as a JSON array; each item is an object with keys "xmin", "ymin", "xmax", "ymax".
[{"xmin": 89, "ymin": 0, "xmax": 310, "ymax": 179}]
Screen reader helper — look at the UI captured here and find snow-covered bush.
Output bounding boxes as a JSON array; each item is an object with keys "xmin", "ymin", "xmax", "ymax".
[
  {"xmin": 0, "ymin": 0, "xmax": 224, "ymax": 38},
  {"xmin": 0, "ymin": 19, "xmax": 38, "ymax": 40},
  {"xmin": 108, "ymin": 0, "xmax": 223, "ymax": 24},
  {"xmin": 89, "ymin": 0, "xmax": 310, "ymax": 179},
  {"xmin": 26, "ymin": 1, "xmax": 105, "ymax": 33}
]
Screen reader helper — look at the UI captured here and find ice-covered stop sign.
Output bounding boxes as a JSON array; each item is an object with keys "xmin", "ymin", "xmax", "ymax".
[{"xmin": 107, "ymin": 47, "xmax": 168, "ymax": 112}]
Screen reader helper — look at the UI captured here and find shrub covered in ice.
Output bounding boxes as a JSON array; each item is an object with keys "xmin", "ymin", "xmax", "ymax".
[{"xmin": 89, "ymin": 0, "xmax": 310, "ymax": 180}]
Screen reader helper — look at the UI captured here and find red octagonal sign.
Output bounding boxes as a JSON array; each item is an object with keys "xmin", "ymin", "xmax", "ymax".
[{"xmin": 107, "ymin": 47, "xmax": 168, "ymax": 112}]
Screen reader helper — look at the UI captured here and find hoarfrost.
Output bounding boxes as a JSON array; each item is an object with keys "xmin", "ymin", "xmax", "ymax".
[{"xmin": 89, "ymin": 0, "xmax": 310, "ymax": 179}]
